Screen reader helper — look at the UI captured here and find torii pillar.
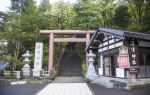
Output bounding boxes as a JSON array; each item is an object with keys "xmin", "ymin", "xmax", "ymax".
[
  {"xmin": 49, "ymin": 33, "xmax": 54, "ymax": 71},
  {"xmin": 86, "ymin": 32, "xmax": 90, "ymax": 66}
]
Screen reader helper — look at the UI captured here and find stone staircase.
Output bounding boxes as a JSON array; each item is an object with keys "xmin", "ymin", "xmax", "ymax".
[
  {"xmin": 58, "ymin": 43, "xmax": 82, "ymax": 76},
  {"xmin": 53, "ymin": 76, "xmax": 85, "ymax": 83}
]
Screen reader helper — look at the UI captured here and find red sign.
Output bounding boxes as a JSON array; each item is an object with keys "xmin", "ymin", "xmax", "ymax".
[
  {"xmin": 118, "ymin": 45, "xmax": 130, "ymax": 68},
  {"xmin": 118, "ymin": 56, "xmax": 130, "ymax": 68}
]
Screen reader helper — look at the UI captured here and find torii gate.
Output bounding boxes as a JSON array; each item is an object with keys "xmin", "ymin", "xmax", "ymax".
[{"xmin": 39, "ymin": 30, "xmax": 95, "ymax": 71}]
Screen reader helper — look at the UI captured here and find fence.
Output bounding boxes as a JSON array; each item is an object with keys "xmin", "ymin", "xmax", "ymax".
[{"xmin": 3, "ymin": 70, "xmax": 54, "ymax": 79}]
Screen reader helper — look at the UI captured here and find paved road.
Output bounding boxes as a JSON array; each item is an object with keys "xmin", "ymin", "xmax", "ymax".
[
  {"xmin": 1, "ymin": 82, "xmax": 150, "ymax": 95},
  {"xmin": 37, "ymin": 83, "xmax": 93, "ymax": 95},
  {"xmin": 88, "ymin": 83, "xmax": 150, "ymax": 95},
  {"xmin": 0, "ymin": 83, "xmax": 47, "ymax": 95}
]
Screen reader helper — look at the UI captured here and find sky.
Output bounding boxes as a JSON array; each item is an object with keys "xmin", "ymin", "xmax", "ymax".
[{"xmin": 0, "ymin": 0, "xmax": 77, "ymax": 12}]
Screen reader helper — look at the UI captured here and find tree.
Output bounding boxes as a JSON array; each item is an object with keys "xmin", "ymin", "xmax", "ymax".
[
  {"xmin": 73, "ymin": 0, "xmax": 117, "ymax": 29},
  {"xmin": 113, "ymin": 5, "xmax": 131, "ymax": 29},
  {"xmin": 0, "ymin": 0, "xmax": 40, "ymax": 72},
  {"xmin": 142, "ymin": 1, "xmax": 150, "ymax": 33},
  {"xmin": 96, "ymin": 0, "xmax": 116, "ymax": 27},
  {"xmin": 51, "ymin": 0, "xmax": 73, "ymax": 29},
  {"xmin": 21, "ymin": 0, "xmax": 39, "ymax": 32},
  {"xmin": 73, "ymin": 0, "xmax": 94, "ymax": 29},
  {"xmin": 124, "ymin": 0, "xmax": 150, "ymax": 32},
  {"xmin": 126, "ymin": 0, "xmax": 145, "ymax": 24},
  {"xmin": 1, "ymin": 12, "xmax": 22, "ymax": 71},
  {"xmin": 39, "ymin": 0, "xmax": 51, "ymax": 16},
  {"xmin": 38, "ymin": 0, "xmax": 52, "ymax": 29}
]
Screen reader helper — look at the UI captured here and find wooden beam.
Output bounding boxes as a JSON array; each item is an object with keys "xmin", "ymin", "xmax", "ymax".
[
  {"xmin": 54, "ymin": 38, "xmax": 87, "ymax": 42},
  {"xmin": 40, "ymin": 30, "xmax": 95, "ymax": 35}
]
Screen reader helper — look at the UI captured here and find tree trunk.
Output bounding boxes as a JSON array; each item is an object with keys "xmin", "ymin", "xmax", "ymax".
[{"xmin": 127, "ymin": 0, "xmax": 138, "ymax": 23}]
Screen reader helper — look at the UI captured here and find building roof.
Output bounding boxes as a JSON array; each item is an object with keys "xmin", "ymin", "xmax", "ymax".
[
  {"xmin": 85, "ymin": 28, "xmax": 150, "ymax": 51},
  {"xmin": 97, "ymin": 28, "xmax": 150, "ymax": 40}
]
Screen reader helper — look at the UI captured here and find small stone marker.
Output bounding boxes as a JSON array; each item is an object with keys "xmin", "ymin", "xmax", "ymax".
[{"xmin": 16, "ymin": 71, "xmax": 20, "ymax": 79}]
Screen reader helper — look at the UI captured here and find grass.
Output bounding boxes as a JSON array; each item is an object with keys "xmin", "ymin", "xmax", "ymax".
[
  {"xmin": 128, "ymin": 82, "xmax": 150, "ymax": 89},
  {"xmin": 22, "ymin": 79, "xmax": 43, "ymax": 84},
  {"xmin": 3, "ymin": 71, "xmax": 11, "ymax": 78},
  {"xmin": 29, "ymin": 79, "xmax": 43, "ymax": 84}
]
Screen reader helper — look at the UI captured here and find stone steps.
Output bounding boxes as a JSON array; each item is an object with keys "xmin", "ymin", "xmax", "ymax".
[
  {"xmin": 53, "ymin": 76, "xmax": 85, "ymax": 83},
  {"xmin": 59, "ymin": 43, "xmax": 82, "ymax": 76}
]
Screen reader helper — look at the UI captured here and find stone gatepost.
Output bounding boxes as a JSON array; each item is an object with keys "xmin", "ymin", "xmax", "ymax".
[{"xmin": 85, "ymin": 50, "xmax": 98, "ymax": 81}]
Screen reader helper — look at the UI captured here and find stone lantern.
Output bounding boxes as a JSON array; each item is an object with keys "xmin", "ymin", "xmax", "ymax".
[
  {"xmin": 22, "ymin": 50, "xmax": 32, "ymax": 77},
  {"xmin": 85, "ymin": 50, "xmax": 98, "ymax": 81}
]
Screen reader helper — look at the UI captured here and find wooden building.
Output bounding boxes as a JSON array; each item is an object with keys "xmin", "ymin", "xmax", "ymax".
[{"xmin": 86, "ymin": 28, "xmax": 150, "ymax": 79}]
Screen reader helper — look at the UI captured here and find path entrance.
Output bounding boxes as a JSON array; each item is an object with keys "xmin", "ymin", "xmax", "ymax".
[
  {"xmin": 54, "ymin": 43, "xmax": 84, "ymax": 83},
  {"xmin": 59, "ymin": 43, "xmax": 82, "ymax": 76}
]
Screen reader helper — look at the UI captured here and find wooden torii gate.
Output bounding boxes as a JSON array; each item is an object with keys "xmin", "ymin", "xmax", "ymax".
[{"xmin": 39, "ymin": 30, "xmax": 95, "ymax": 71}]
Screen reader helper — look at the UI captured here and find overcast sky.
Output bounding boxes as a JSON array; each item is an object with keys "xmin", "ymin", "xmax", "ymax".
[{"xmin": 0, "ymin": 0, "xmax": 77, "ymax": 12}]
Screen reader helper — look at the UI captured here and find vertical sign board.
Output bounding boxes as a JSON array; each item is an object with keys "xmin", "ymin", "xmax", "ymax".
[
  {"xmin": 118, "ymin": 45, "xmax": 130, "ymax": 68},
  {"xmin": 16, "ymin": 71, "xmax": 20, "ymax": 79},
  {"xmin": 33, "ymin": 43, "xmax": 43, "ymax": 76},
  {"xmin": 129, "ymin": 40, "xmax": 139, "ymax": 74}
]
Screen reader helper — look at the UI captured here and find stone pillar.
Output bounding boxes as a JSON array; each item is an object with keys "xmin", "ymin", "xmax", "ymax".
[
  {"xmin": 98, "ymin": 54, "xmax": 104, "ymax": 75},
  {"xmin": 48, "ymin": 33, "xmax": 54, "ymax": 71},
  {"xmin": 85, "ymin": 50, "xmax": 98, "ymax": 81}
]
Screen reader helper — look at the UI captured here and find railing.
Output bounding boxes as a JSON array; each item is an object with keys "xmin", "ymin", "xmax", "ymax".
[
  {"xmin": 3, "ymin": 70, "xmax": 54, "ymax": 79},
  {"xmin": 42, "ymin": 71, "xmax": 50, "ymax": 77}
]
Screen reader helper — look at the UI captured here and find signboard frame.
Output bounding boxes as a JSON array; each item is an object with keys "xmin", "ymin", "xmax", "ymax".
[
  {"xmin": 118, "ymin": 45, "xmax": 130, "ymax": 68},
  {"xmin": 33, "ymin": 42, "xmax": 43, "ymax": 77},
  {"xmin": 128, "ymin": 40, "xmax": 139, "ymax": 74}
]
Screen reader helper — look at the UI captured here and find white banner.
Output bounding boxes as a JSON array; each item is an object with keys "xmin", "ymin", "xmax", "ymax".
[{"xmin": 34, "ymin": 42, "xmax": 43, "ymax": 70}]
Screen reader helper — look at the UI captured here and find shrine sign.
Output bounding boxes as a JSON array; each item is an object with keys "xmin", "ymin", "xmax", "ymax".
[{"xmin": 118, "ymin": 45, "xmax": 130, "ymax": 68}]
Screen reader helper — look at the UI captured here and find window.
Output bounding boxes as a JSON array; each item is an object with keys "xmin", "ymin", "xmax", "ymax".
[
  {"xmin": 146, "ymin": 55, "xmax": 150, "ymax": 65},
  {"xmin": 139, "ymin": 47, "xmax": 150, "ymax": 78},
  {"xmin": 104, "ymin": 55, "xmax": 116, "ymax": 77},
  {"xmin": 139, "ymin": 54, "xmax": 144, "ymax": 65}
]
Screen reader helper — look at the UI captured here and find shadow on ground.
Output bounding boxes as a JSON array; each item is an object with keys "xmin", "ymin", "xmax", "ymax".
[
  {"xmin": 88, "ymin": 83, "xmax": 150, "ymax": 95},
  {"xmin": 0, "ymin": 83, "xmax": 47, "ymax": 95}
]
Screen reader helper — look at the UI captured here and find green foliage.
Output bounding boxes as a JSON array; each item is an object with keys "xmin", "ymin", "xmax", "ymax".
[
  {"xmin": 73, "ymin": 0, "xmax": 117, "ymax": 29},
  {"xmin": 142, "ymin": 8, "xmax": 150, "ymax": 33},
  {"xmin": 113, "ymin": 5, "xmax": 131, "ymax": 29},
  {"xmin": 21, "ymin": 0, "xmax": 39, "ymax": 32},
  {"xmin": 5, "ymin": 56, "xmax": 23, "ymax": 70},
  {"xmin": 76, "ymin": 42, "xmax": 86, "ymax": 73},
  {"xmin": 42, "ymin": 44, "xmax": 49, "ymax": 70},
  {"xmin": 51, "ymin": 0, "xmax": 74, "ymax": 29},
  {"xmin": 82, "ymin": 63, "xmax": 86, "ymax": 74},
  {"xmin": 127, "ymin": 23, "xmax": 143, "ymax": 32}
]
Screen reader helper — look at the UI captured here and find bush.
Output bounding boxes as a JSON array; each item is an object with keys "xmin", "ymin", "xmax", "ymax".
[{"xmin": 127, "ymin": 23, "xmax": 143, "ymax": 32}]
